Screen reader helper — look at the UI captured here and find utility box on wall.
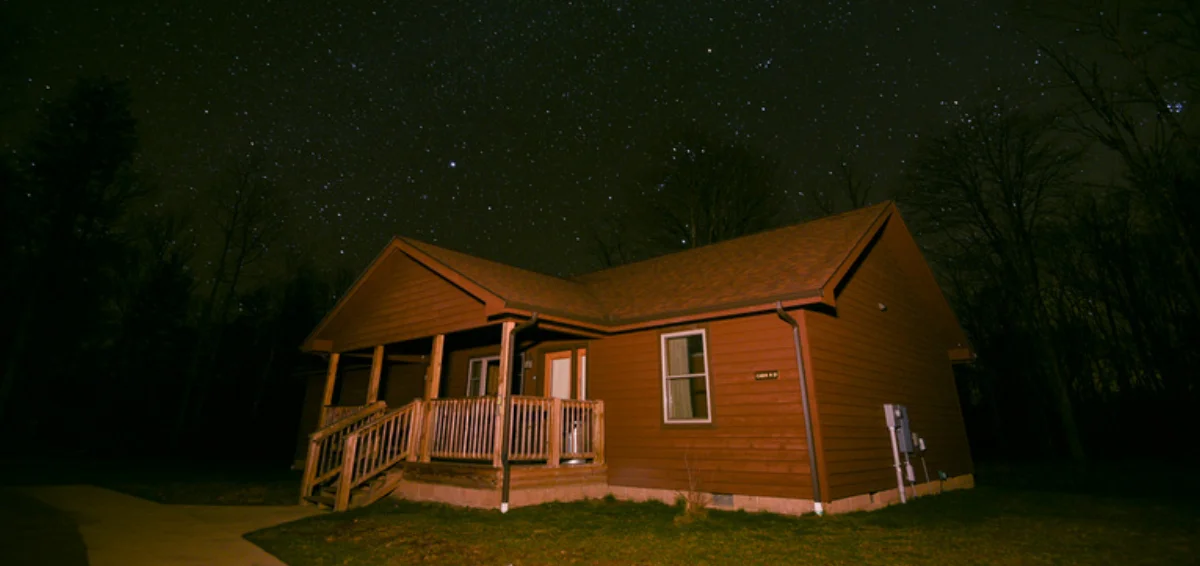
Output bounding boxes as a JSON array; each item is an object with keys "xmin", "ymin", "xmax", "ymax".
[{"xmin": 884, "ymin": 403, "xmax": 914, "ymax": 453}]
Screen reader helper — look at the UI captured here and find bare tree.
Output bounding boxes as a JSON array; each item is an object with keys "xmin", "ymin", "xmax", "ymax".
[
  {"xmin": 203, "ymin": 153, "xmax": 285, "ymax": 327},
  {"xmin": 175, "ymin": 151, "xmax": 284, "ymax": 442},
  {"xmin": 638, "ymin": 127, "xmax": 783, "ymax": 253},
  {"xmin": 1024, "ymin": 0, "xmax": 1200, "ymax": 309},
  {"xmin": 584, "ymin": 212, "xmax": 637, "ymax": 269},
  {"xmin": 808, "ymin": 159, "xmax": 877, "ymax": 216},
  {"xmin": 903, "ymin": 103, "xmax": 1089, "ymax": 460}
]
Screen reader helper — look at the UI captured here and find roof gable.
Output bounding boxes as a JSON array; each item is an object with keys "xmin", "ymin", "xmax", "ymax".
[{"xmin": 300, "ymin": 240, "xmax": 500, "ymax": 352}]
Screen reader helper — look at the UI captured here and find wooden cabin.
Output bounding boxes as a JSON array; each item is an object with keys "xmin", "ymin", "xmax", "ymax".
[{"xmin": 297, "ymin": 201, "xmax": 976, "ymax": 515}]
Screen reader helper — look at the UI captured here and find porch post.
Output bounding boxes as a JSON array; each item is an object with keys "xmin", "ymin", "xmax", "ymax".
[
  {"xmin": 493, "ymin": 321, "xmax": 516, "ymax": 468},
  {"xmin": 424, "ymin": 334, "xmax": 445, "ymax": 400},
  {"xmin": 548, "ymin": 397, "xmax": 562, "ymax": 468},
  {"xmin": 365, "ymin": 345, "xmax": 384, "ymax": 403},
  {"xmin": 420, "ymin": 334, "xmax": 445, "ymax": 463},
  {"xmin": 318, "ymin": 352, "xmax": 341, "ymax": 426}
]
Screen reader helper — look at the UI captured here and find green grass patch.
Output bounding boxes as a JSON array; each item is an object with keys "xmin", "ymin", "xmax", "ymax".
[{"xmin": 246, "ymin": 483, "xmax": 1200, "ymax": 565}]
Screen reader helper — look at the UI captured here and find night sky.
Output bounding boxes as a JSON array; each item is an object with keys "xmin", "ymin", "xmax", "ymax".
[{"xmin": 2, "ymin": 0, "xmax": 1054, "ymax": 277}]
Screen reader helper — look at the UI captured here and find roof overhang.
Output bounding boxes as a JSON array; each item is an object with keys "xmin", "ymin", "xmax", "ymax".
[
  {"xmin": 496, "ymin": 290, "xmax": 826, "ymax": 335},
  {"xmin": 300, "ymin": 237, "xmax": 507, "ymax": 352}
]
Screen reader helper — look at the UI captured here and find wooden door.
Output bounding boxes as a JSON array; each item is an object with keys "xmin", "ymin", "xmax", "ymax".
[{"xmin": 545, "ymin": 351, "xmax": 572, "ymax": 399}]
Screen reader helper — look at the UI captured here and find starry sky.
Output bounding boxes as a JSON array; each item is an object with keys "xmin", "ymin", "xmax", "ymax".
[{"xmin": 2, "ymin": 0, "xmax": 1056, "ymax": 277}]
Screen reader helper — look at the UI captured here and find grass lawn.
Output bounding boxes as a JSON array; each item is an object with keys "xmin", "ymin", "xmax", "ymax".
[
  {"xmin": 0, "ymin": 458, "xmax": 301, "ymax": 506},
  {"xmin": 247, "ymin": 467, "xmax": 1200, "ymax": 566}
]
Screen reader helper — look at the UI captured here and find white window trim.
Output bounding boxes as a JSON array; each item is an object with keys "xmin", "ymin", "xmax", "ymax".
[
  {"xmin": 467, "ymin": 355, "xmax": 500, "ymax": 397},
  {"xmin": 660, "ymin": 329, "xmax": 713, "ymax": 424}
]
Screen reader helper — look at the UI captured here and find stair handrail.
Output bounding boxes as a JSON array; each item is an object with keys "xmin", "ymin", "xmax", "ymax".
[
  {"xmin": 300, "ymin": 400, "xmax": 388, "ymax": 504},
  {"xmin": 334, "ymin": 399, "xmax": 424, "ymax": 511},
  {"xmin": 310, "ymin": 401, "xmax": 387, "ymax": 441}
]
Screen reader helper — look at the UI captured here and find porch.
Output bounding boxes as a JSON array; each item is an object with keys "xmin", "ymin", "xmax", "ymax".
[{"xmin": 298, "ymin": 320, "xmax": 606, "ymax": 512}]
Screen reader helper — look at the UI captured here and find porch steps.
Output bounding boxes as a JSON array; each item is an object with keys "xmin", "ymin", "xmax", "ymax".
[{"xmin": 304, "ymin": 466, "xmax": 406, "ymax": 511}]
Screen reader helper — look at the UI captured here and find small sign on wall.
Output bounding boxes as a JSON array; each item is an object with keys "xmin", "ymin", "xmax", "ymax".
[{"xmin": 754, "ymin": 370, "xmax": 779, "ymax": 381}]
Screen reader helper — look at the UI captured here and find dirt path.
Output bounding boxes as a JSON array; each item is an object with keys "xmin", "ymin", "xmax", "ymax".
[{"xmin": 8, "ymin": 485, "xmax": 319, "ymax": 566}]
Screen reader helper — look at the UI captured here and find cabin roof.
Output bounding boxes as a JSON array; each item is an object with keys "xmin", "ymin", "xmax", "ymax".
[
  {"xmin": 571, "ymin": 202, "xmax": 891, "ymax": 323},
  {"xmin": 400, "ymin": 201, "xmax": 891, "ymax": 327},
  {"xmin": 305, "ymin": 201, "xmax": 964, "ymax": 350},
  {"xmin": 304, "ymin": 201, "xmax": 969, "ymax": 359},
  {"xmin": 399, "ymin": 237, "xmax": 610, "ymax": 322}
]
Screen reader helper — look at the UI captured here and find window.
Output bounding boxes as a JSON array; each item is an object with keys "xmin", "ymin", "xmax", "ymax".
[
  {"xmin": 660, "ymin": 329, "xmax": 712, "ymax": 423},
  {"xmin": 467, "ymin": 356, "xmax": 500, "ymax": 396}
]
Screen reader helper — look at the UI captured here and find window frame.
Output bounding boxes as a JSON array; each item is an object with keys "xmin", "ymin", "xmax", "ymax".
[
  {"xmin": 659, "ymin": 329, "xmax": 713, "ymax": 424},
  {"xmin": 466, "ymin": 355, "xmax": 500, "ymax": 397}
]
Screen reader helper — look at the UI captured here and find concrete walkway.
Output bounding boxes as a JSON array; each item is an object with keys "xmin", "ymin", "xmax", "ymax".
[{"xmin": 16, "ymin": 485, "xmax": 320, "ymax": 566}]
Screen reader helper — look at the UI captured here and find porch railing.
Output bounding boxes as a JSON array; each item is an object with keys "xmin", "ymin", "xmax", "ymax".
[
  {"xmin": 423, "ymin": 396, "xmax": 604, "ymax": 465},
  {"xmin": 303, "ymin": 395, "xmax": 606, "ymax": 509},
  {"xmin": 300, "ymin": 400, "xmax": 386, "ymax": 503},
  {"xmin": 560, "ymin": 399, "xmax": 601, "ymax": 462},
  {"xmin": 335, "ymin": 400, "xmax": 423, "ymax": 510},
  {"xmin": 320, "ymin": 403, "xmax": 373, "ymax": 428},
  {"xmin": 509, "ymin": 396, "xmax": 552, "ymax": 461},
  {"xmin": 426, "ymin": 397, "xmax": 497, "ymax": 460}
]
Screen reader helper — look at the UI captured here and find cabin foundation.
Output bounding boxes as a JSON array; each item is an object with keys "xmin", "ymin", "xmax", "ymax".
[{"xmin": 389, "ymin": 461, "xmax": 609, "ymax": 509}]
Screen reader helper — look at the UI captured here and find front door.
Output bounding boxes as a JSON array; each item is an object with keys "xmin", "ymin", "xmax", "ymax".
[{"xmin": 545, "ymin": 351, "xmax": 572, "ymax": 399}]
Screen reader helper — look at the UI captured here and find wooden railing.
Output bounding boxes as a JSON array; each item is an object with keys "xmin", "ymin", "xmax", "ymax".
[
  {"xmin": 560, "ymin": 399, "xmax": 603, "ymax": 462},
  {"xmin": 300, "ymin": 401, "xmax": 386, "ymax": 503},
  {"xmin": 425, "ymin": 397, "xmax": 497, "ymax": 461},
  {"xmin": 509, "ymin": 396, "xmax": 553, "ymax": 461},
  {"xmin": 507, "ymin": 396, "xmax": 604, "ymax": 466},
  {"xmin": 303, "ymin": 396, "xmax": 606, "ymax": 510},
  {"xmin": 335, "ymin": 400, "xmax": 423, "ymax": 511},
  {"xmin": 320, "ymin": 404, "xmax": 371, "ymax": 428}
]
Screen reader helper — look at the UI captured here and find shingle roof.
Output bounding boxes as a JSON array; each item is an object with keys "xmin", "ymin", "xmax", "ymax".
[
  {"xmin": 573, "ymin": 201, "xmax": 891, "ymax": 322},
  {"xmin": 403, "ymin": 201, "xmax": 893, "ymax": 326},
  {"xmin": 399, "ymin": 238, "xmax": 609, "ymax": 321}
]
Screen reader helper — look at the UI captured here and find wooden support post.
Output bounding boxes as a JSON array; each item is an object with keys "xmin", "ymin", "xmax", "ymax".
[
  {"xmin": 366, "ymin": 345, "xmax": 384, "ymax": 403},
  {"xmin": 299, "ymin": 437, "xmax": 320, "ymax": 505},
  {"xmin": 424, "ymin": 335, "xmax": 445, "ymax": 400},
  {"xmin": 311, "ymin": 351, "xmax": 341, "ymax": 482},
  {"xmin": 420, "ymin": 334, "xmax": 444, "ymax": 463},
  {"xmin": 492, "ymin": 321, "xmax": 516, "ymax": 468},
  {"xmin": 335, "ymin": 434, "xmax": 359, "ymax": 512},
  {"xmin": 406, "ymin": 400, "xmax": 424, "ymax": 462},
  {"xmin": 548, "ymin": 397, "xmax": 562, "ymax": 468},
  {"xmin": 593, "ymin": 400, "xmax": 605, "ymax": 465},
  {"xmin": 321, "ymin": 352, "xmax": 341, "ymax": 406}
]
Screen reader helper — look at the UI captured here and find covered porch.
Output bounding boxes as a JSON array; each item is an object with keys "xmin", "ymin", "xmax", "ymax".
[{"xmin": 299, "ymin": 320, "xmax": 606, "ymax": 512}]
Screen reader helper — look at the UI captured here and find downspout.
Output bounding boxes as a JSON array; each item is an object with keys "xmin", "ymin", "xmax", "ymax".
[
  {"xmin": 500, "ymin": 313, "xmax": 539, "ymax": 513},
  {"xmin": 775, "ymin": 302, "xmax": 824, "ymax": 516}
]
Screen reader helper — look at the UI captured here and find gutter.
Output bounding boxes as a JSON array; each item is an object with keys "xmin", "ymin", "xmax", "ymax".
[
  {"xmin": 500, "ymin": 313, "xmax": 539, "ymax": 513},
  {"xmin": 775, "ymin": 301, "xmax": 825, "ymax": 516}
]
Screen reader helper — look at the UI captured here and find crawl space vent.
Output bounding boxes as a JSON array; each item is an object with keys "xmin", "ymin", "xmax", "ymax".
[{"xmin": 712, "ymin": 493, "xmax": 734, "ymax": 508}]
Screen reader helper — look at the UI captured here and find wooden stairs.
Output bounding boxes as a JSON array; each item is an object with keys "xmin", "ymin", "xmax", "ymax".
[
  {"xmin": 304, "ymin": 467, "xmax": 406, "ymax": 511},
  {"xmin": 300, "ymin": 399, "xmax": 424, "ymax": 512}
]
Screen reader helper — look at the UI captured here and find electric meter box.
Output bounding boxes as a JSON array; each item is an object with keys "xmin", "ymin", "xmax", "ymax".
[{"xmin": 883, "ymin": 403, "xmax": 914, "ymax": 453}]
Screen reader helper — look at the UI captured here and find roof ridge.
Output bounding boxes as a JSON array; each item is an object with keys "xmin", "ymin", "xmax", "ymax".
[
  {"xmin": 570, "ymin": 200, "xmax": 893, "ymax": 281},
  {"xmin": 396, "ymin": 236, "xmax": 577, "ymax": 282}
]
